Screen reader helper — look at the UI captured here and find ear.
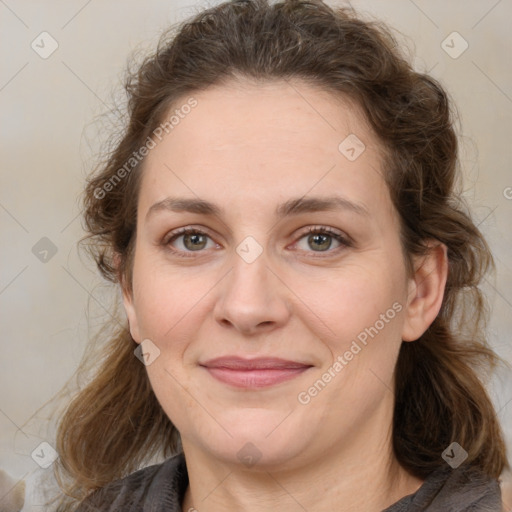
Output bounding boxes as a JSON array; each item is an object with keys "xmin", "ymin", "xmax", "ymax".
[
  {"xmin": 121, "ymin": 284, "xmax": 142, "ymax": 344},
  {"xmin": 114, "ymin": 251, "xmax": 142, "ymax": 344},
  {"xmin": 401, "ymin": 241, "xmax": 448, "ymax": 342}
]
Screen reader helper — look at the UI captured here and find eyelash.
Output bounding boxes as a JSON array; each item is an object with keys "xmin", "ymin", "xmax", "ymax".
[{"xmin": 162, "ymin": 225, "xmax": 352, "ymax": 259}]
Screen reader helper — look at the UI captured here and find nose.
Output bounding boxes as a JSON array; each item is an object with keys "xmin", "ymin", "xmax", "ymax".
[{"xmin": 212, "ymin": 249, "xmax": 291, "ymax": 336}]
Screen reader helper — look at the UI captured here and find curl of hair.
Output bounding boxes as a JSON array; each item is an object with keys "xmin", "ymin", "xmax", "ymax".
[{"xmin": 53, "ymin": 0, "xmax": 509, "ymax": 507}]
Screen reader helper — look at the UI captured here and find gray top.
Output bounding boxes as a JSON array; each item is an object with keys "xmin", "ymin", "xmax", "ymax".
[{"xmin": 76, "ymin": 452, "xmax": 502, "ymax": 511}]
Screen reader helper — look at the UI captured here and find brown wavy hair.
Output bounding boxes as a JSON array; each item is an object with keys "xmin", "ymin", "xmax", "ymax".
[{"xmin": 53, "ymin": 0, "xmax": 509, "ymax": 507}]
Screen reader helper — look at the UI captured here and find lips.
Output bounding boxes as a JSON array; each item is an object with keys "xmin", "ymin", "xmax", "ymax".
[
  {"xmin": 201, "ymin": 356, "xmax": 311, "ymax": 370},
  {"xmin": 200, "ymin": 357, "xmax": 313, "ymax": 388}
]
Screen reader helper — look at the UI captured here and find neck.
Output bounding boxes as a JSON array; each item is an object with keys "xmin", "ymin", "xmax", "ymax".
[{"xmin": 180, "ymin": 426, "xmax": 423, "ymax": 512}]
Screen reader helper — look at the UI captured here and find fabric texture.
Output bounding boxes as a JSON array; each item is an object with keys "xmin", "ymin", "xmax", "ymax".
[{"xmin": 76, "ymin": 452, "xmax": 502, "ymax": 511}]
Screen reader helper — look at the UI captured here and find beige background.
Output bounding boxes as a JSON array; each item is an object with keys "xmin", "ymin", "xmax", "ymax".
[{"xmin": 1, "ymin": 0, "xmax": 511, "ymax": 509}]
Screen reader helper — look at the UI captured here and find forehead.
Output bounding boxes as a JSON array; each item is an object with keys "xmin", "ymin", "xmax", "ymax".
[{"xmin": 138, "ymin": 79, "xmax": 392, "ymax": 219}]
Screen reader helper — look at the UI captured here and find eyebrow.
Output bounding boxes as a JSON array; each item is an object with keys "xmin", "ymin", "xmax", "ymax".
[{"xmin": 145, "ymin": 195, "xmax": 370, "ymax": 221}]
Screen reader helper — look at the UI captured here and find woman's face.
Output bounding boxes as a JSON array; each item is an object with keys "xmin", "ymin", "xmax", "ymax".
[{"xmin": 123, "ymin": 79, "xmax": 426, "ymax": 470}]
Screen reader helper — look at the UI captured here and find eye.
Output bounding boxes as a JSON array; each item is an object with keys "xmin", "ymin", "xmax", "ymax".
[
  {"xmin": 164, "ymin": 227, "xmax": 217, "ymax": 255},
  {"xmin": 162, "ymin": 225, "xmax": 352, "ymax": 258},
  {"xmin": 293, "ymin": 226, "xmax": 351, "ymax": 255}
]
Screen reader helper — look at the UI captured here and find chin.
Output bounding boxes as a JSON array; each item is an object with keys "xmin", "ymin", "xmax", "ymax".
[
  {"xmin": 208, "ymin": 439, "xmax": 306, "ymax": 472},
  {"xmin": 192, "ymin": 413, "xmax": 311, "ymax": 470}
]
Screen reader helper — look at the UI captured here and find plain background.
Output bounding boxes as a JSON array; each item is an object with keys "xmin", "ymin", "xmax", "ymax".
[{"xmin": 1, "ymin": 0, "xmax": 511, "ymax": 509}]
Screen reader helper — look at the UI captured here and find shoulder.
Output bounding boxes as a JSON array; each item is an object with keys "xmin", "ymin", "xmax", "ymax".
[
  {"xmin": 427, "ymin": 464, "xmax": 501, "ymax": 511},
  {"xmin": 75, "ymin": 452, "xmax": 188, "ymax": 512},
  {"xmin": 385, "ymin": 464, "xmax": 502, "ymax": 512}
]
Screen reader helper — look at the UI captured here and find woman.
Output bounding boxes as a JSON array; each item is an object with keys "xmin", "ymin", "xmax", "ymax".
[{"xmin": 53, "ymin": 0, "xmax": 509, "ymax": 510}]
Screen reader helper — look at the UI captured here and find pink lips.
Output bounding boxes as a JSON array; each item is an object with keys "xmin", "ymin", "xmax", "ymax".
[{"xmin": 200, "ymin": 357, "xmax": 312, "ymax": 389}]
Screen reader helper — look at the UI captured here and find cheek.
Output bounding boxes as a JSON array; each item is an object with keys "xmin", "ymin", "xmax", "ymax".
[
  {"xmin": 294, "ymin": 260, "xmax": 405, "ymax": 345},
  {"xmin": 131, "ymin": 264, "xmax": 185, "ymax": 342},
  {"xmin": 131, "ymin": 255, "xmax": 218, "ymax": 357},
  {"xmin": 131, "ymin": 234, "xmax": 407, "ymax": 354},
  {"xmin": 300, "ymin": 267, "xmax": 405, "ymax": 411}
]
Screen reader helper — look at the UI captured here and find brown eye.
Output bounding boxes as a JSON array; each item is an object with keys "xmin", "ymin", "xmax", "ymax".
[
  {"xmin": 294, "ymin": 226, "xmax": 351, "ymax": 255},
  {"xmin": 165, "ymin": 228, "xmax": 216, "ymax": 254},
  {"xmin": 182, "ymin": 232, "xmax": 208, "ymax": 251},
  {"xmin": 307, "ymin": 232, "xmax": 333, "ymax": 251}
]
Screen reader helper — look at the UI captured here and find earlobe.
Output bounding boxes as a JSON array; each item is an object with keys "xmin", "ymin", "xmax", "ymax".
[
  {"xmin": 115, "ymin": 252, "xmax": 141, "ymax": 344},
  {"xmin": 401, "ymin": 241, "xmax": 448, "ymax": 342},
  {"xmin": 121, "ymin": 285, "xmax": 141, "ymax": 344}
]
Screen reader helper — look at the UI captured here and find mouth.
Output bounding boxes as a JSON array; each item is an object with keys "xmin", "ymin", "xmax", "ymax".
[{"xmin": 199, "ymin": 357, "xmax": 313, "ymax": 389}]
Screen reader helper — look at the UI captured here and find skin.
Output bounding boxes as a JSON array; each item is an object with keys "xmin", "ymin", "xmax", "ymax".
[{"xmin": 122, "ymin": 78, "xmax": 448, "ymax": 512}]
